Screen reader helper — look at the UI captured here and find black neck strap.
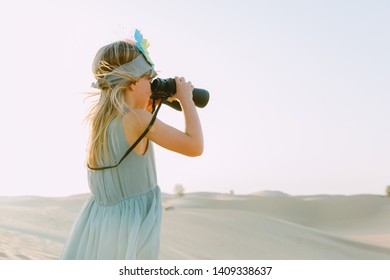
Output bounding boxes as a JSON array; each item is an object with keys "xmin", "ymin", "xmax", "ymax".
[{"xmin": 87, "ymin": 99, "xmax": 164, "ymax": 171}]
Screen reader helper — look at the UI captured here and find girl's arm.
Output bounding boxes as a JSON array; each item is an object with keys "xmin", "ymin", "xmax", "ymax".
[{"xmin": 133, "ymin": 77, "xmax": 204, "ymax": 157}]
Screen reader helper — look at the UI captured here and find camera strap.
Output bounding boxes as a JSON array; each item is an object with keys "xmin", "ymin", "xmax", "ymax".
[{"xmin": 88, "ymin": 98, "xmax": 164, "ymax": 171}]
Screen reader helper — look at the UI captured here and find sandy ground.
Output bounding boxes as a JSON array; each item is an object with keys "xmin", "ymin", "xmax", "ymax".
[{"xmin": 1, "ymin": 191, "xmax": 390, "ymax": 260}]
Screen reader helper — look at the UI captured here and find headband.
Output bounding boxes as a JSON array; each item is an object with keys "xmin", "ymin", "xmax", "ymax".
[
  {"xmin": 91, "ymin": 29, "xmax": 155, "ymax": 89},
  {"xmin": 105, "ymin": 54, "xmax": 153, "ymax": 84}
]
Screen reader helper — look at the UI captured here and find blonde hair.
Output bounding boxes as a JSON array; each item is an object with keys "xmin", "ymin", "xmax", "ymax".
[{"xmin": 86, "ymin": 41, "xmax": 151, "ymax": 168}]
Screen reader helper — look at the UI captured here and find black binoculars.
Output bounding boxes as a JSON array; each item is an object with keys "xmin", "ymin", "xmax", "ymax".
[{"xmin": 151, "ymin": 78, "xmax": 209, "ymax": 111}]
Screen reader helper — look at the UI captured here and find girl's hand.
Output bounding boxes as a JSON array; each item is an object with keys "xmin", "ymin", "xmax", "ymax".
[
  {"xmin": 174, "ymin": 76, "xmax": 194, "ymax": 104},
  {"xmin": 146, "ymin": 98, "xmax": 161, "ymax": 113}
]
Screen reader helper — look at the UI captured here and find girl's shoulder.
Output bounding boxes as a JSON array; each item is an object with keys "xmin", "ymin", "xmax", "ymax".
[{"xmin": 123, "ymin": 109, "xmax": 154, "ymax": 132}]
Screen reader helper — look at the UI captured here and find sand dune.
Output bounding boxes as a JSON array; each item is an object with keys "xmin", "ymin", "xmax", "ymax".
[{"xmin": 0, "ymin": 191, "xmax": 389, "ymax": 259}]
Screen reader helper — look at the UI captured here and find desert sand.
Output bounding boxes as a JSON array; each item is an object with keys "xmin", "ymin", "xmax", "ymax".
[{"xmin": 0, "ymin": 191, "xmax": 390, "ymax": 260}]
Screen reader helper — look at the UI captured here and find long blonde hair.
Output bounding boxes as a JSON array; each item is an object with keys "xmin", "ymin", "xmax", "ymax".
[{"xmin": 86, "ymin": 41, "xmax": 144, "ymax": 168}]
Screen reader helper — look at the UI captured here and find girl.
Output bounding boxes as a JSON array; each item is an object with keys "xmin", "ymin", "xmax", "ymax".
[{"xmin": 61, "ymin": 31, "xmax": 203, "ymax": 259}]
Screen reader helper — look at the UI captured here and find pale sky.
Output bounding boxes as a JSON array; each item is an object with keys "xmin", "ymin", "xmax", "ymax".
[{"xmin": 0, "ymin": 0, "xmax": 389, "ymax": 196}]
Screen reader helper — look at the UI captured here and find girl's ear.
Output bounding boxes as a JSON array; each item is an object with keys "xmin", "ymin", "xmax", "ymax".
[{"xmin": 128, "ymin": 82, "xmax": 137, "ymax": 92}]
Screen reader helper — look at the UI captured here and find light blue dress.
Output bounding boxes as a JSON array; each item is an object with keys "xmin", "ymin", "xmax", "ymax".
[{"xmin": 61, "ymin": 118, "xmax": 162, "ymax": 259}]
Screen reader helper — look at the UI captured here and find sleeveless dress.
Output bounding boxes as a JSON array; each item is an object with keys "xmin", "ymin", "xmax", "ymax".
[{"xmin": 61, "ymin": 118, "xmax": 162, "ymax": 259}]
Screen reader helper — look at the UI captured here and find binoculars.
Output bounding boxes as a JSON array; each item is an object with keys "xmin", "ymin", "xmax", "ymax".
[{"xmin": 151, "ymin": 78, "xmax": 209, "ymax": 111}]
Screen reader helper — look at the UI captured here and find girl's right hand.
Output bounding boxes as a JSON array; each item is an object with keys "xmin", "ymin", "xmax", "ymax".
[{"xmin": 174, "ymin": 76, "xmax": 194, "ymax": 103}]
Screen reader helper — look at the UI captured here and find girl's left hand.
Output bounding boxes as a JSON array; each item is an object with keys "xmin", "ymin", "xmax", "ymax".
[{"xmin": 146, "ymin": 98, "xmax": 161, "ymax": 113}]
